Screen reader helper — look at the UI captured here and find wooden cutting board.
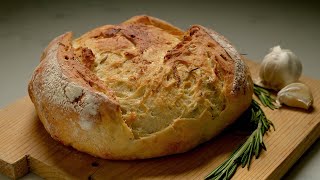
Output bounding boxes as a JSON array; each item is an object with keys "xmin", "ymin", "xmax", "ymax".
[{"xmin": 1, "ymin": 60, "xmax": 319, "ymax": 180}]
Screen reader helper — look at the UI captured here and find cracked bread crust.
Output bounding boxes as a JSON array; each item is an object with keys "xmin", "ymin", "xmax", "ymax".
[{"xmin": 28, "ymin": 15, "xmax": 253, "ymax": 159}]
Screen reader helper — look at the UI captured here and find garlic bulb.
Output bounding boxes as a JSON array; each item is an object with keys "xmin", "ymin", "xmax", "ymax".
[
  {"xmin": 259, "ymin": 46, "xmax": 302, "ymax": 90},
  {"xmin": 277, "ymin": 83, "xmax": 313, "ymax": 109}
]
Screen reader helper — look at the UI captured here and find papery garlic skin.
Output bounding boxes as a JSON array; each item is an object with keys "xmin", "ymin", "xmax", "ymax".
[
  {"xmin": 259, "ymin": 46, "xmax": 302, "ymax": 90},
  {"xmin": 277, "ymin": 83, "xmax": 313, "ymax": 109}
]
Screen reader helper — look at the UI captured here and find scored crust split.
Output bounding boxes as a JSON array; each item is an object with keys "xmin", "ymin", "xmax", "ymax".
[{"xmin": 28, "ymin": 15, "xmax": 253, "ymax": 160}]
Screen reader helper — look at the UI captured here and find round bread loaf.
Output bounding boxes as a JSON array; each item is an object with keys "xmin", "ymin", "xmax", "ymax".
[{"xmin": 28, "ymin": 15, "xmax": 253, "ymax": 160}]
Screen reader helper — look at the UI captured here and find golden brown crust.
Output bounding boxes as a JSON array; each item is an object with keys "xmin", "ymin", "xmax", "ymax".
[
  {"xmin": 122, "ymin": 15, "xmax": 185, "ymax": 37},
  {"xmin": 28, "ymin": 15, "xmax": 253, "ymax": 159}
]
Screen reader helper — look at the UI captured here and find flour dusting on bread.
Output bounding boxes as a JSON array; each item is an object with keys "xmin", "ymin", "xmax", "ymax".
[
  {"xmin": 30, "ymin": 36, "xmax": 102, "ymax": 132},
  {"xmin": 203, "ymin": 27, "xmax": 250, "ymax": 95},
  {"xmin": 65, "ymin": 82, "xmax": 83, "ymax": 102}
]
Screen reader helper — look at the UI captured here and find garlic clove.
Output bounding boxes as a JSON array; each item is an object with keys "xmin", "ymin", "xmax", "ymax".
[
  {"xmin": 276, "ymin": 83, "xmax": 313, "ymax": 109},
  {"xmin": 259, "ymin": 46, "xmax": 302, "ymax": 91}
]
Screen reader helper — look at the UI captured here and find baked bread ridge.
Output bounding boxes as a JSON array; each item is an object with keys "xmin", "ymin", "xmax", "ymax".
[{"xmin": 28, "ymin": 15, "xmax": 253, "ymax": 160}]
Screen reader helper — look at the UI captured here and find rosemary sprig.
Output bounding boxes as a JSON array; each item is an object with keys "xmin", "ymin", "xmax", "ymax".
[
  {"xmin": 253, "ymin": 84, "xmax": 277, "ymax": 110},
  {"xmin": 205, "ymin": 100, "xmax": 274, "ymax": 180}
]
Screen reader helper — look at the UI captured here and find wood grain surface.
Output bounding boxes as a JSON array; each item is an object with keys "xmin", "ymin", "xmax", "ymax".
[{"xmin": 0, "ymin": 59, "xmax": 319, "ymax": 179}]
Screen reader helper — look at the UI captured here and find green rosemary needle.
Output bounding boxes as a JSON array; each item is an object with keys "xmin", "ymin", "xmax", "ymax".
[
  {"xmin": 205, "ymin": 100, "xmax": 274, "ymax": 180},
  {"xmin": 253, "ymin": 84, "xmax": 277, "ymax": 110}
]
